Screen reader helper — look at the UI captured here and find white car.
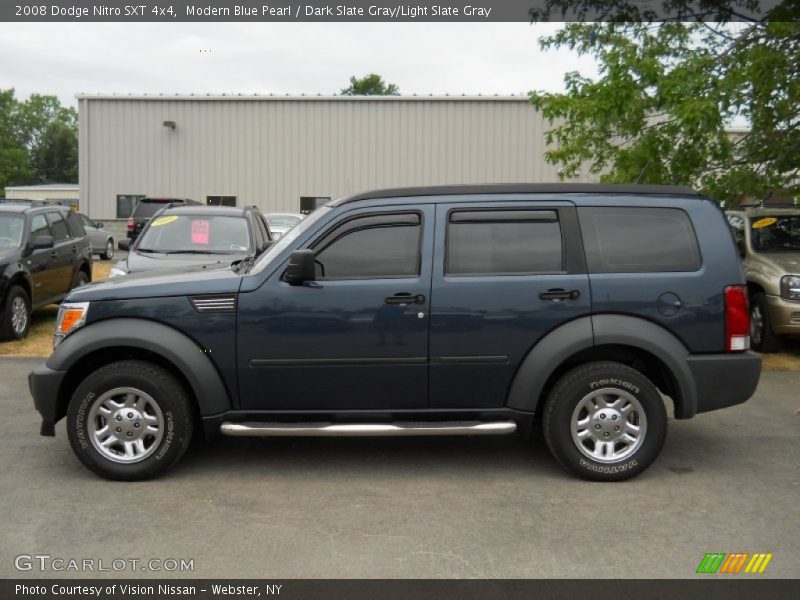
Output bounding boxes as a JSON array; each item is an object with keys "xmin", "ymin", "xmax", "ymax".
[{"xmin": 264, "ymin": 212, "xmax": 304, "ymax": 238}]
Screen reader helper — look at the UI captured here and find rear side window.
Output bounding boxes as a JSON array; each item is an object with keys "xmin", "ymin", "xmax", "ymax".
[
  {"xmin": 446, "ymin": 210, "xmax": 563, "ymax": 276},
  {"xmin": 66, "ymin": 212, "xmax": 86, "ymax": 238},
  {"xmin": 313, "ymin": 213, "xmax": 421, "ymax": 279},
  {"xmin": 579, "ymin": 207, "xmax": 701, "ymax": 273},
  {"xmin": 45, "ymin": 212, "xmax": 70, "ymax": 243}
]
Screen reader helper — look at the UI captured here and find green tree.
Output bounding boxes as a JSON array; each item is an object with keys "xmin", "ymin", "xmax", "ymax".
[
  {"xmin": 0, "ymin": 89, "xmax": 78, "ymax": 191},
  {"xmin": 341, "ymin": 73, "xmax": 400, "ymax": 96},
  {"xmin": 33, "ymin": 120, "xmax": 78, "ymax": 184},
  {"xmin": 0, "ymin": 89, "xmax": 35, "ymax": 193},
  {"xmin": 528, "ymin": 1, "xmax": 800, "ymax": 204}
]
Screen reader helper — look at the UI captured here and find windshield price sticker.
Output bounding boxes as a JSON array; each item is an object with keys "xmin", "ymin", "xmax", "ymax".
[
  {"xmin": 151, "ymin": 215, "xmax": 179, "ymax": 227},
  {"xmin": 752, "ymin": 217, "xmax": 777, "ymax": 229},
  {"xmin": 191, "ymin": 219, "xmax": 210, "ymax": 244}
]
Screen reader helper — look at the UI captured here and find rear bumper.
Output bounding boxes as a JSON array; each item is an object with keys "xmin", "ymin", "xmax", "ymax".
[
  {"xmin": 765, "ymin": 294, "xmax": 800, "ymax": 336},
  {"xmin": 28, "ymin": 362, "xmax": 67, "ymax": 436},
  {"xmin": 687, "ymin": 351, "xmax": 761, "ymax": 415}
]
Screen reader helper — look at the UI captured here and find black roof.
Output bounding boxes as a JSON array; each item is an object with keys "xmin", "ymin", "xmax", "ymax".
[{"xmin": 331, "ymin": 183, "xmax": 700, "ymax": 206}]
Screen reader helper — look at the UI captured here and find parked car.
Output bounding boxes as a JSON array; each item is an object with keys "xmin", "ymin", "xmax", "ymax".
[
  {"xmin": 29, "ymin": 184, "xmax": 761, "ymax": 481},
  {"xmin": 726, "ymin": 206, "xmax": 800, "ymax": 352},
  {"xmin": 76, "ymin": 212, "xmax": 114, "ymax": 260},
  {"xmin": 125, "ymin": 197, "xmax": 199, "ymax": 243},
  {"xmin": 264, "ymin": 212, "xmax": 304, "ymax": 238},
  {"xmin": 112, "ymin": 205, "xmax": 273, "ymax": 277},
  {"xmin": 1, "ymin": 202, "xmax": 92, "ymax": 341}
]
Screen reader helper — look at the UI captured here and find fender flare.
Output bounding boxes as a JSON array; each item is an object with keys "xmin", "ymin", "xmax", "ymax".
[
  {"xmin": 47, "ymin": 318, "xmax": 232, "ymax": 416},
  {"xmin": 506, "ymin": 315, "xmax": 697, "ymax": 417}
]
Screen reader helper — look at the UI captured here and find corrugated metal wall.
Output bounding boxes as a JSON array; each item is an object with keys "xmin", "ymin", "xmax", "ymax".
[{"xmin": 79, "ymin": 96, "xmax": 594, "ymax": 219}]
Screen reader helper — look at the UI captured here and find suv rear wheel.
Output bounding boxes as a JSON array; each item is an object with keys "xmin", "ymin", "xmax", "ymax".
[
  {"xmin": 750, "ymin": 292, "xmax": 780, "ymax": 353},
  {"xmin": 542, "ymin": 362, "xmax": 667, "ymax": 481},
  {"xmin": 0, "ymin": 285, "xmax": 31, "ymax": 341},
  {"xmin": 67, "ymin": 360, "xmax": 194, "ymax": 480}
]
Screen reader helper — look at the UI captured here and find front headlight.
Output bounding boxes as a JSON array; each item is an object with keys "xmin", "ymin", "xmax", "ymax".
[
  {"xmin": 108, "ymin": 267, "xmax": 127, "ymax": 278},
  {"xmin": 780, "ymin": 275, "xmax": 800, "ymax": 301},
  {"xmin": 54, "ymin": 302, "xmax": 90, "ymax": 347}
]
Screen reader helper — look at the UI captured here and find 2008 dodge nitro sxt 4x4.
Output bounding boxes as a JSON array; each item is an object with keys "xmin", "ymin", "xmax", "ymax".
[{"xmin": 29, "ymin": 184, "xmax": 762, "ymax": 481}]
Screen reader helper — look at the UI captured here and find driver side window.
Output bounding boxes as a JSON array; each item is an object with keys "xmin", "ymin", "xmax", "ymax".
[{"xmin": 312, "ymin": 213, "xmax": 422, "ymax": 280}]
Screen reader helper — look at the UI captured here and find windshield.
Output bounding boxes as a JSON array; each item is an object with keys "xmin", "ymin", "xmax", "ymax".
[
  {"xmin": 750, "ymin": 215, "xmax": 800, "ymax": 253},
  {"xmin": 0, "ymin": 214, "xmax": 24, "ymax": 249},
  {"xmin": 250, "ymin": 206, "xmax": 331, "ymax": 274},
  {"xmin": 267, "ymin": 215, "xmax": 302, "ymax": 229},
  {"xmin": 137, "ymin": 214, "xmax": 251, "ymax": 254}
]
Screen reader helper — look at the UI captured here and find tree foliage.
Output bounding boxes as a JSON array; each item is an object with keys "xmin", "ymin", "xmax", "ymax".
[
  {"xmin": 341, "ymin": 73, "xmax": 400, "ymax": 96},
  {"xmin": 0, "ymin": 89, "xmax": 78, "ymax": 194},
  {"xmin": 528, "ymin": 1, "xmax": 800, "ymax": 204}
]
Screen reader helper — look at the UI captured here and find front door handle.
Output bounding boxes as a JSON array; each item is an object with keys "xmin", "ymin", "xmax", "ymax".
[
  {"xmin": 385, "ymin": 293, "xmax": 426, "ymax": 305},
  {"xmin": 539, "ymin": 288, "xmax": 580, "ymax": 301},
  {"xmin": 50, "ymin": 251, "xmax": 58, "ymax": 258}
]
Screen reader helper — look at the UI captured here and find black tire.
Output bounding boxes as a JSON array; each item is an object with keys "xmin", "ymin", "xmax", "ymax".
[
  {"xmin": 67, "ymin": 360, "xmax": 194, "ymax": 480},
  {"xmin": 0, "ymin": 285, "xmax": 31, "ymax": 341},
  {"xmin": 72, "ymin": 269, "xmax": 90, "ymax": 289},
  {"xmin": 750, "ymin": 292, "xmax": 780, "ymax": 353},
  {"xmin": 542, "ymin": 361, "xmax": 667, "ymax": 482},
  {"xmin": 101, "ymin": 238, "xmax": 114, "ymax": 260}
]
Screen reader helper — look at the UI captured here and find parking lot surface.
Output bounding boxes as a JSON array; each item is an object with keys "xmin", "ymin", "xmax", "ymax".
[{"xmin": 1, "ymin": 357, "xmax": 798, "ymax": 579}]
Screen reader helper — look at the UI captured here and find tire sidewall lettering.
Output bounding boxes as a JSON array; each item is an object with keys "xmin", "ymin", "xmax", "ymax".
[
  {"xmin": 580, "ymin": 457, "xmax": 639, "ymax": 474},
  {"xmin": 155, "ymin": 411, "xmax": 175, "ymax": 461},
  {"xmin": 74, "ymin": 392, "xmax": 95, "ymax": 450},
  {"xmin": 588, "ymin": 378, "xmax": 640, "ymax": 395}
]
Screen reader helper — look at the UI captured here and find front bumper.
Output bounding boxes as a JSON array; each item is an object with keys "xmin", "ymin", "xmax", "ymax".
[
  {"xmin": 687, "ymin": 351, "xmax": 762, "ymax": 415},
  {"xmin": 765, "ymin": 294, "xmax": 800, "ymax": 336},
  {"xmin": 28, "ymin": 362, "xmax": 67, "ymax": 437}
]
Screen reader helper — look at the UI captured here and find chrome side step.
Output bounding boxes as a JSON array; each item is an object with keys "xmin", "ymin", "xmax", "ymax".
[{"xmin": 220, "ymin": 420, "xmax": 517, "ymax": 437}]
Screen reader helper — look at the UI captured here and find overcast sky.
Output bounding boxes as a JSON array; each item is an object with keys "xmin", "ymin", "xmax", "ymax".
[{"xmin": 0, "ymin": 22, "xmax": 597, "ymax": 106}]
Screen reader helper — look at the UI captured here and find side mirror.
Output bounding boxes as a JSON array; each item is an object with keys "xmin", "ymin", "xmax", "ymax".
[
  {"xmin": 32, "ymin": 235, "xmax": 54, "ymax": 250},
  {"xmin": 95, "ymin": 222, "xmax": 104, "ymax": 229},
  {"xmin": 285, "ymin": 249, "xmax": 316, "ymax": 285},
  {"xmin": 118, "ymin": 239, "xmax": 131, "ymax": 252}
]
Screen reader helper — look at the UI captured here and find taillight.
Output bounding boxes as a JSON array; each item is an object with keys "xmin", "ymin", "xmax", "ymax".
[
  {"xmin": 127, "ymin": 217, "xmax": 134, "ymax": 232},
  {"xmin": 724, "ymin": 285, "xmax": 749, "ymax": 352}
]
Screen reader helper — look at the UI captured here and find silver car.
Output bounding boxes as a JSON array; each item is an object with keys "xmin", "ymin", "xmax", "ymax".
[
  {"xmin": 264, "ymin": 212, "xmax": 304, "ymax": 239},
  {"xmin": 77, "ymin": 212, "xmax": 115, "ymax": 260}
]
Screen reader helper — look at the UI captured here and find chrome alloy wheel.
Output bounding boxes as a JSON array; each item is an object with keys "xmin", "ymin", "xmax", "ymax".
[
  {"xmin": 570, "ymin": 388, "xmax": 647, "ymax": 464},
  {"xmin": 750, "ymin": 304, "xmax": 764, "ymax": 346},
  {"xmin": 88, "ymin": 387, "xmax": 164, "ymax": 464},
  {"xmin": 105, "ymin": 240, "xmax": 114, "ymax": 259},
  {"xmin": 10, "ymin": 296, "xmax": 28, "ymax": 335}
]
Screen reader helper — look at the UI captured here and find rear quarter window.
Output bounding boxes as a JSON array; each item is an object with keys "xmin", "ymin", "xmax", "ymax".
[{"xmin": 579, "ymin": 206, "xmax": 701, "ymax": 273}]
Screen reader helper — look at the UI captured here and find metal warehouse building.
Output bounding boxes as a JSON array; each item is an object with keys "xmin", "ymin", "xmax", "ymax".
[{"xmin": 78, "ymin": 94, "xmax": 595, "ymax": 220}]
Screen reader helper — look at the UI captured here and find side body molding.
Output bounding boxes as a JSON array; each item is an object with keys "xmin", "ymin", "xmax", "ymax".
[
  {"xmin": 506, "ymin": 317, "xmax": 594, "ymax": 413},
  {"xmin": 47, "ymin": 318, "xmax": 232, "ymax": 417}
]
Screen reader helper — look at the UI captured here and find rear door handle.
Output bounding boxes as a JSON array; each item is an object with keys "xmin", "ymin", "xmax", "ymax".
[
  {"xmin": 50, "ymin": 251, "xmax": 58, "ymax": 258},
  {"xmin": 539, "ymin": 288, "xmax": 580, "ymax": 301},
  {"xmin": 385, "ymin": 293, "xmax": 426, "ymax": 305}
]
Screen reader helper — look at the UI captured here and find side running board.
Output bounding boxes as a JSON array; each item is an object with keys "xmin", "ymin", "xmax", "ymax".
[{"xmin": 220, "ymin": 421, "xmax": 517, "ymax": 437}]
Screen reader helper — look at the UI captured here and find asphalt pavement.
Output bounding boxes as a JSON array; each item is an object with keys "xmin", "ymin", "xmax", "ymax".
[{"xmin": 0, "ymin": 357, "xmax": 798, "ymax": 579}]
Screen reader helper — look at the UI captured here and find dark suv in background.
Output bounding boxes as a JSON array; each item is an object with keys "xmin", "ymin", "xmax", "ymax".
[
  {"xmin": 29, "ymin": 184, "xmax": 761, "ymax": 481},
  {"xmin": 1, "ymin": 201, "xmax": 92, "ymax": 341},
  {"xmin": 125, "ymin": 197, "xmax": 199, "ymax": 242}
]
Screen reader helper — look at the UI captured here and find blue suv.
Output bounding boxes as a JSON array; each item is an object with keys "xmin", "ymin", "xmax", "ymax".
[{"xmin": 29, "ymin": 184, "xmax": 762, "ymax": 481}]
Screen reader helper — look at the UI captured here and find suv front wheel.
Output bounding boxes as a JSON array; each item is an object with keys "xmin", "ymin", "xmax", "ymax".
[
  {"xmin": 542, "ymin": 362, "xmax": 667, "ymax": 481},
  {"xmin": 67, "ymin": 360, "xmax": 194, "ymax": 480}
]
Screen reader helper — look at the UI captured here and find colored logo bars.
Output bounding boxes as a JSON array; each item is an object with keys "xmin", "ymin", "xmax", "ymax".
[{"xmin": 696, "ymin": 552, "xmax": 773, "ymax": 574}]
